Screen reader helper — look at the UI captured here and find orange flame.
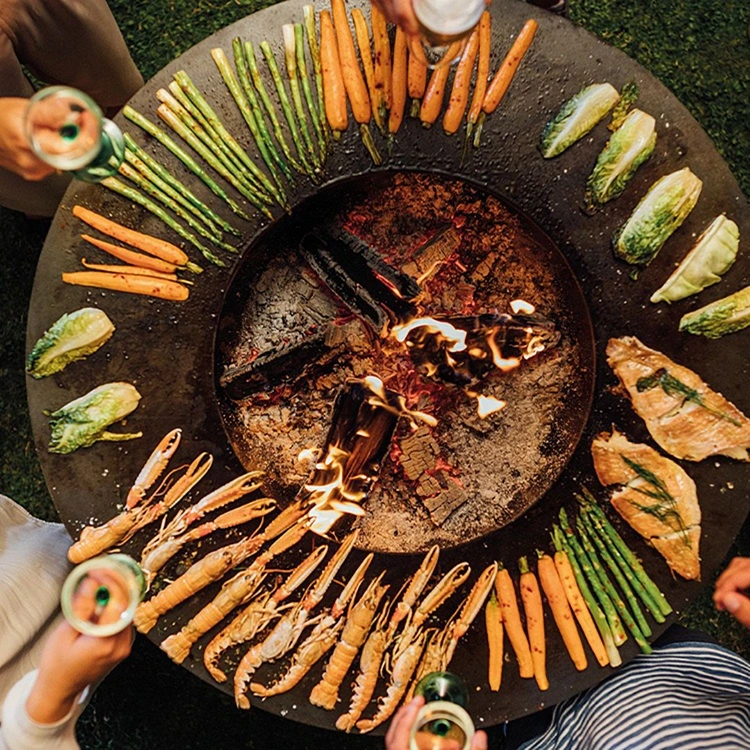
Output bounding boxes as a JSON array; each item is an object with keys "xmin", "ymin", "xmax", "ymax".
[
  {"xmin": 510, "ymin": 299, "xmax": 536, "ymax": 315},
  {"xmin": 391, "ymin": 317, "xmax": 468, "ymax": 353},
  {"xmin": 476, "ymin": 395, "xmax": 507, "ymax": 418}
]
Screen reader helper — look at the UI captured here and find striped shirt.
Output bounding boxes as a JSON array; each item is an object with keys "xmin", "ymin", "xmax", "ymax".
[{"xmin": 519, "ymin": 642, "xmax": 750, "ymax": 749}]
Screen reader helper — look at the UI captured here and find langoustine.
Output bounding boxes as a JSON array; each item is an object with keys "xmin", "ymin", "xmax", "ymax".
[
  {"xmin": 160, "ymin": 514, "xmax": 311, "ymax": 663},
  {"xmin": 233, "ymin": 530, "xmax": 360, "ymax": 709},
  {"xmin": 68, "ymin": 439, "xmax": 212, "ymax": 564}
]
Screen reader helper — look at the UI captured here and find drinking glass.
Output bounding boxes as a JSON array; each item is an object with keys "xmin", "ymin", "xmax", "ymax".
[
  {"xmin": 410, "ymin": 671, "xmax": 475, "ymax": 750},
  {"xmin": 24, "ymin": 86, "xmax": 125, "ymax": 182},
  {"xmin": 61, "ymin": 553, "xmax": 146, "ymax": 637},
  {"xmin": 411, "ymin": 0, "xmax": 485, "ymax": 68}
]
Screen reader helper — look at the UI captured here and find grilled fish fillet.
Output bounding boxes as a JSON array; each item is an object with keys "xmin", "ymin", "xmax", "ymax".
[
  {"xmin": 592, "ymin": 429, "xmax": 701, "ymax": 580},
  {"xmin": 606, "ymin": 336, "xmax": 750, "ymax": 461}
]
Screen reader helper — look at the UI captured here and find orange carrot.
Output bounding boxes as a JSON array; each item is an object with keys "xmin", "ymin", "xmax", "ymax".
[
  {"xmin": 554, "ymin": 549, "xmax": 609, "ymax": 668},
  {"xmin": 319, "ymin": 11, "xmax": 349, "ymax": 133},
  {"xmin": 331, "ymin": 0, "xmax": 371, "ymax": 124},
  {"xmin": 485, "ymin": 591, "xmax": 504, "ymax": 691},
  {"xmin": 389, "ymin": 27, "xmax": 408, "ymax": 134},
  {"xmin": 443, "ymin": 26, "xmax": 480, "ymax": 135},
  {"xmin": 467, "ymin": 11, "xmax": 491, "ymax": 127},
  {"xmin": 494, "ymin": 565, "xmax": 533, "ymax": 679},
  {"xmin": 407, "ymin": 37, "xmax": 428, "ymax": 116},
  {"xmin": 419, "ymin": 64, "xmax": 451, "ymax": 127},
  {"xmin": 519, "ymin": 556, "xmax": 548, "ymax": 691},
  {"xmin": 538, "ymin": 551, "xmax": 587, "ymax": 671},
  {"xmin": 80, "ymin": 259, "xmax": 179, "ymax": 281},
  {"xmin": 62, "ymin": 271, "xmax": 189, "ymax": 301},
  {"xmin": 72, "ymin": 205, "xmax": 188, "ymax": 266},
  {"xmin": 81, "ymin": 234, "xmax": 179, "ymax": 274},
  {"xmin": 351, "ymin": 9, "xmax": 384, "ymax": 133},
  {"xmin": 371, "ymin": 3, "xmax": 392, "ymax": 109},
  {"xmin": 482, "ymin": 19, "xmax": 538, "ymax": 114}
]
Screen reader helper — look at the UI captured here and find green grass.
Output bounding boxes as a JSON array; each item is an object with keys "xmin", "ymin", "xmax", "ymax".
[{"xmin": 0, "ymin": 0, "xmax": 748, "ymax": 747}]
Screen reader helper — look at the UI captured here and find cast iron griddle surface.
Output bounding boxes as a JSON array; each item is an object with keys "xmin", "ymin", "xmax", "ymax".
[{"xmin": 27, "ymin": 0, "xmax": 749, "ymax": 732}]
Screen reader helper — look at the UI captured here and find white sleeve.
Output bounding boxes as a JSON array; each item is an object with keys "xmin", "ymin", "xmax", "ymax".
[{"xmin": 0, "ymin": 670, "xmax": 88, "ymax": 750}]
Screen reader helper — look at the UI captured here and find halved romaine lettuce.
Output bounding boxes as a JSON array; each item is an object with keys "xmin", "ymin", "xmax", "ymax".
[
  {"xmin": 679, "ymin": 285, "xmax": 750, "ymax": 338},
  {"xmin": 540, "ymin": 83, "xmax": 620, "ymax": 159},
  {"xmin": 651, "ymin": 215, "xmax": 739, "ymax": 303},
  {"xmin": 47, "ymin": 382, "xmax": 142, "ymax": 454},
  {"xmin": 613, "ymin": 168, "xmax": 703, "ymax": 266},
  {"xmin": 27, "ymin": 308, "xmax": 115, "ymax": 378}
]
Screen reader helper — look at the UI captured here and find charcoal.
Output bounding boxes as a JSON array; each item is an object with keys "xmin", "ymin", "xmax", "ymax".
[{"xmin": 402, "ymin": 224, "xmax": 461, "ymax": 281}]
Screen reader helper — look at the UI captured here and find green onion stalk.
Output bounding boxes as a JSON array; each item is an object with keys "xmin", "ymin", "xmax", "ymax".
[
  {"xmin": 100, "ymin": 177, "xmax": 226, "ymax": 267},
  {"xmin": 578, "ymin": 508, "xmax": 653, "ymax": 637},
  {"xmin": 584, "ymin": 492, "xmax": 672, "ymax": 618},
  {"xmin": 230, "ymin": 38, "xmax": 298, "ymax": 180},
  {"xmin": 123, "ymin": 106, "xmax": 252, "ymax": 221},
  {"xmin": 559, "ymin": 508, "xmax": 627, "ymax": 647},
  {"xmin": 245, "ymin": 40, "xmax": 314, "ymax": 177},
  {"xmin": 156, "ymin": 104, "xmax": 274, "ymax": 219},
  {"xmin": 576, "ymin": 518, "xmax": 652, "ymax": 654},
  {"xmin": 164, "ymin": 82, "xmax": 259, "ymax": 192},
  {"xmin": 211, "ymin": 47, "xmax": 291, "ymax": 189},
  {"xmin": 118, "ymin": 161, "xmax": 237, "ymax": 254},
  {"xmin": 303, "ymin": 6, "xmax": 329, "ymax": 150},
  {"xmin": 260, "ymin": 40, "xmax": 321, "ymax": 173},
  {"xmin": 122, "ymin": 134, "xmax": 240, "ymax": 237},
  {"xmin": 173, "ymin": 70, "xmax": 288, "ymax": 209},
  {"xmin": 552, "ymin": 525, "xmax": 622, "ymax": 667},
  {"xmin": 294, "ymin": 23, "xmax": 326, "ymax": 161}
]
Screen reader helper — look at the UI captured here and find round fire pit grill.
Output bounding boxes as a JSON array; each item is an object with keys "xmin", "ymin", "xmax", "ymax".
[{"xmin": 27, "ymin": 0, "xmax": 749, "ymax": 734}]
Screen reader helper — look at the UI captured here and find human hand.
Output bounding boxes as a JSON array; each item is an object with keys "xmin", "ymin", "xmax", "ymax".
[
  {"xmin": 0, "ymin": 98, "xmax": 58, "ymax": 181},
  {"xmin": 714, "ymin": 557, "xmax": 750, "ymax": 628},
  {"xmin": 386, "ymin": 696, "xmax": 488, "ymax": 750},
  {"xmin": 25, "ymin": 620, "xmax": 133, "ymax": 724}
]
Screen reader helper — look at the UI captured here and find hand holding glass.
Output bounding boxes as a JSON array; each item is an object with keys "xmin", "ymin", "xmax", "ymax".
[{"xmin": 411, "ymin": 0, "xmax": 485, "ymax": 68}]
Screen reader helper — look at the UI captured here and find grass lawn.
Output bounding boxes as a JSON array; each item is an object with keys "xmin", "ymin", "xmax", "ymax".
[{"xmin": 0, "ymin": 0, "xmax": 747, "ymax": 747}]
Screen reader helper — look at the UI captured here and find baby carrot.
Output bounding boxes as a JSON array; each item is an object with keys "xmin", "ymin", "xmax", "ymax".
[
  {"xmin": 420, "ymin": 64, "xmax": 451, "ymax": 127},
  {"xmin": 72, "ymin": 205, "xmax": 189, "ymax": 267},
  {"xmin": 443, "ymin": 26, "xmax": 480, "ymax": 135},
  {"xmin": 485, "ymin": 591, "xmax": 504, "ymax": 691},
  {"xmin": 519, "ymin": 556, "xmax": 548, "ymax": 691},
  {"xmin": 466, "ymin": 10, "xmax": 491, "ymax": 142},
  {"xmin": 554, "ymin": 548, "xmax": 609, "ymax": 667},
  {"xmin": 81, "ymin": 234, "xmax": 179, "ymax": 274},
  {"xmin": 351, "ymin": 9, "xmax": 384, "ymax": 134},
  {"xmin": 494, "ymin": 565, "xmax": 533, "ymax": 679},
  {"xmin": 331, "ymin": 0, "xmax": 371, "ymax": 124},
  {"xmin": 389, "ymin": 27, "xmax": 408, "ymax": 134},
  {"xmin": 538, "ymin": 551, "xmax": 587, "ymax": 671},
  {"xmin": 407, "ymin": 39, "xmax": 428, "ymax": 117},
  {"xmin": 80, "ymin": 259, "xmax": 179, "ymax": 281},
  {"xmin": 319, "ymin": 11, "xmax": 348, "ymax": 134},
  {"xmin": 62, "ymin": 271, "xmax": 189, "ymax": 301},
  {"xmin": 371, "ymin": 3, "xmax": 392, "ymax": 110}
]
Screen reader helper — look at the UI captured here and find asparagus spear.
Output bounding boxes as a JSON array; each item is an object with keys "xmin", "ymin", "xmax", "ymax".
[
  {"xmin": 559, "ymin": 508, "xmax": 627, "ymax": 646},
  {"xmin": 173, "ymin": 70, "xmax": 288, "ymax": 209},
  {"xmin": 118, "ymin": 160, "xmax": 230, "ymax": 249},
  {"xmin": 585, "ymin": 493, "xmax": 673, "ymax": 618},
  {"xmin": 576, "ymin": 519, "xmax": 652, "ymax": 654},
  {"xmin": 579, "ymin": 509, "xmax": 653, "ymax": 637},
  {"xmin": 123, "ymin": 106, "xmax": 251, "ymax": 221},
  {"xmin": 294, "ymin": 23, "xmax": 326, "ymax": 160},
  {"xmin": 100, "ymin": 177, "xmax": 226, "ymax": 267},
  {"xmin": 211, "ymin": 46, "xmax": 291, "ymax": 188},
  {"xmin": 156, "ymin": 104, "xmax": 274, "ymax": 219},
  {"xmin": 245, "ymin": 40, "xmax": 314, "ymax": 176},
  {"xmin": 231, "ymin": 38, "xmax": 298, "ymax": 179},
  {"xmin": 260, "ymin": 40, "xmax": 321, "ymax": 172},
  {"xmin": 303, "ymin": 6, "xmax": 330, "ymax": 148},
  {"xmin": 578, "ymin": 494, "xmax": 665, "ymax": 623},
  {"xmin": 552, "ymin": 525, "xmax": 621, "ymax": 667},
  {"xmin": 123, "ymin": 148, "xmax": 221, "ymax": 237},
  {"xmin": 164, "ymin": 82, "xmax": 259, "ymax": 191},
  {"xmin": 123, "ymin": 133, "xmax": 240, "ymax": 236}
]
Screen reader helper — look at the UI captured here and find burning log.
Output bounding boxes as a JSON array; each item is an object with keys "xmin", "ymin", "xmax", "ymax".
[
  {"xmin": 393, "ymin": 312, "xmax": 561, "ymax": 387},
  {"xmin": 299, "ymin": 378, "xmax": 402, "ymax": 533},
  {"xmin": 300, "ymin": 226, "xmax": 418, "ymax": 334},
  {"xmin": 402, "ymin": 224, "xmax": 461, "ymax": 284}
]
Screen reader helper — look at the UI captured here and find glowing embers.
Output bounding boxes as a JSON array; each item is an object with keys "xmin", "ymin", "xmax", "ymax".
[
  {"xmin": 391, "ymin": 310, "xmax": 561, "ymax": 388},
  {"xmin": 299, "ymin": 378, "xmax": 416, "ymax": 534}
]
